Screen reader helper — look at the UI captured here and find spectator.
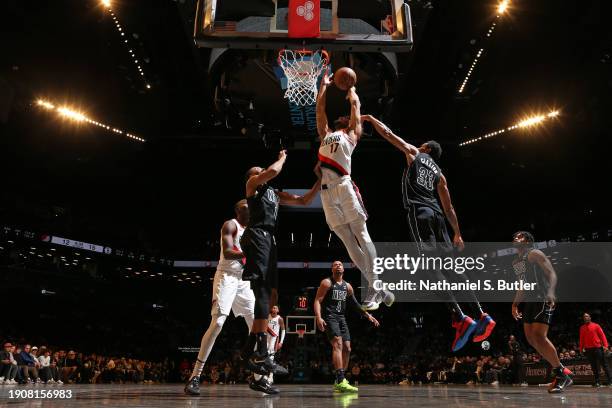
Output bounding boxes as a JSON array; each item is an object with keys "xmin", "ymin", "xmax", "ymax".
[
  {"xmin": 38, "ymin": 348, "xmax": 54, "ymax": 383},
  {"xmin": 19, "ymin": 344, "xmax": 39, "ymax": 383},
  {"xmin": 508, "ymin": 335, "xmax": 526, "ymax": 385},
  {"xmin": 1, "ymin": 342, "xmax": 18, "ymax": 384},
  {"xmin": 61, "ymin": 350, "xmax": 79, "ymax": 383}
]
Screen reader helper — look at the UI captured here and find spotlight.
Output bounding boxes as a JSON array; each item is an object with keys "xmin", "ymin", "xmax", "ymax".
[{"xmin": 497, "ymin": 0, "xmax": 510, "ymax": 14}]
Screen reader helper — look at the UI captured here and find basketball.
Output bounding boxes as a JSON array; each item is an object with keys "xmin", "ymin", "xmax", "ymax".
[{"xmin": 334, "ymin": 67, "xmax": 357, "ymax": 91}]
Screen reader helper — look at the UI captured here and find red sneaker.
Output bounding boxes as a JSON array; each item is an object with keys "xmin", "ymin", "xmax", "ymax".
[
  {"xmin": 472, "ymin": 313, "xmax": 496, "ymax": 343},
  {"xmin": 452, "ymin": 316, "xmax": 477, "ymax": 352}
]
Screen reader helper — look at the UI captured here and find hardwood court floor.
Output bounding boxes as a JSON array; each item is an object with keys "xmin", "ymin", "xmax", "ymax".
[{"xmin": 2, "ymin": 383, "xmax": 611, "ymax": 407}]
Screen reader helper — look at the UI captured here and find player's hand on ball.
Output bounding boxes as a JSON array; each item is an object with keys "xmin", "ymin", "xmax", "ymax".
[
  {"xmin": 453, "ymin": 234, "xmax": 465, "ymax": 251},
  {"xmin": 512, "ymin": 304, "xmax": 522, "ymax": 320},
  {"xmin": 316, "ymin": 317, "xmax": 327, "ymax": 332}
]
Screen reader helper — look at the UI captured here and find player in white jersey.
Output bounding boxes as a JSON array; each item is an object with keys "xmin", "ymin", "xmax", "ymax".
[
  {"xmin": 185, "ymin": 199, "xmax": 255, "ymax": 395},
  {"xmin": 253, "ymin": 305, "xmax": 285, "ymax": 385},
  {"xmin": 316, "ymin": 72, "xmax": 394, "ymax": 311}
]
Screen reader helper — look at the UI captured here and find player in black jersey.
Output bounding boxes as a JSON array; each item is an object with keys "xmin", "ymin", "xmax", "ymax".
[
  {"xmin": 314, "ymin": 261, "xmax": 380, "ymax": 393},
  {"xmin": 511, "ymin": 231, "xmax": 573, "ymax": 393},
  {"xmin": 241, "ymin": 149, "xmax": 321, "ymax": 394},
  {"xmin": 362, "ymin": 114, "xmax": 496, "ymax": 352}
]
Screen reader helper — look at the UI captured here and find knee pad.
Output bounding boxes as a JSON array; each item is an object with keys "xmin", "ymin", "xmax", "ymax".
[{"xmin": 214, "ymin": 314, "xmax": 227, "ymax": 329}]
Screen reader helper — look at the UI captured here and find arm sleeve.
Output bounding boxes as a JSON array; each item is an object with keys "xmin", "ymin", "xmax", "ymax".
[
  {"xmin": 279, "ymin": 328, "xmax": 286, "ymax": 344},
  {"xmin": 348, "ymin": 291, "xmax": 366, "ymax": 316}
]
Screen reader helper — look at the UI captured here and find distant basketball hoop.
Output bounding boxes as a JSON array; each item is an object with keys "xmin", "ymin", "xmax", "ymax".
[{"xmin": 278, "ymin": 49, "xmax": 329, "ymax": 106}]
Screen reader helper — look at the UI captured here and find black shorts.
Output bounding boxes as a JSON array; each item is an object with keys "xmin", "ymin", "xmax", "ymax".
[
  {"xmin": 522, "ymin": 301, "xmax": 555, "ymax": 325},
  {"xmin": 241, "ymin": 227, "xmax": 278, "ymax": 289},
  {"xmin": 406, "ymin": 205, "xmax": 451, "ymax": 252},
  {"xmin": 325, "ymin": 314, "xmax": 351, "ymax": 342}
]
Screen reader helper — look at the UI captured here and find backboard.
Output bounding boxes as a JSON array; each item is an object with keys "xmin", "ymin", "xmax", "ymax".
[
  {"xmin": 286, "ymin": 315, "xmax": 316, "ymax": 335},
  {"xmin": 194, "ymin": 0, "xmax": 413, "ymax": 52}
]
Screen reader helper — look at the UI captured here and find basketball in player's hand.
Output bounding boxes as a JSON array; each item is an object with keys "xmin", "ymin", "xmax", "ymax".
[{"xmin": 334, "ymin": 67, "xmax": 357, "ymax": 91}]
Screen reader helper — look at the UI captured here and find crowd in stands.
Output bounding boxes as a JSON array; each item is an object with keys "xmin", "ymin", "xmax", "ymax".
[
  {"xmin": 0, "ymin": 342, "xmax": 170, "ymax": 385},
  {"xmin": 3, "ymin": 303, "xmax": 611, "ymax": 386}
]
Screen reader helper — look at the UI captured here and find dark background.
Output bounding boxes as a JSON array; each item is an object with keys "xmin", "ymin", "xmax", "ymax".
[{"xmin": 1, "ymin": 0, "xmax": 611, "ymax": 360}]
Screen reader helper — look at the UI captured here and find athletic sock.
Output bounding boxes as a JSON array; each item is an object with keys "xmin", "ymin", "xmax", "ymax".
[
  {"xmin": 255, "ymin": 332, "xmax": 268, "ymax": 356},
  {"xmin": 450, "ymin": 303, "xmax": 465, "ymax": 322},
  {"xmin": 336, "ymin": 369, "xmax": 345, "ymax": 383},
  {"xmin": 240, "ymin": 333, "xmax": 257, "ymax": 360}
]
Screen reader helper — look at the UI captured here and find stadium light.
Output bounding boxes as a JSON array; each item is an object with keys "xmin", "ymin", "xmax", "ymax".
[
  {"xmin": 101, "ymin": 1, "xmax": 151, "ymax": 90},
  {"xmin": 458, "ymin": 1, "xmax": 511, "ymax": 94},
  {"xmin": 35, "ymin": 98, "xmax": 146, "ymax": 143},
  {"xmin": 497, "ymin": 0, "xmax": 510, "ymax": 15},
  {"xmin": 459, "ymin": 109, "xmax": 560, "ymax": 147}
]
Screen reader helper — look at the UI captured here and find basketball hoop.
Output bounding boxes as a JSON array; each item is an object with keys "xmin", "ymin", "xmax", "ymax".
[{"xmin": 278, "ymin": 49, "xmax": 329, "ymax": 106}]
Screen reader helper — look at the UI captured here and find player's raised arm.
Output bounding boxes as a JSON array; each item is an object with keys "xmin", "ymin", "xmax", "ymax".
[
  {"xmin": 346, "ymin": 87, "xmax": 362, "ymax": 141},
  {"xmin": 436, "ymin": 174, "xmax": 464, "ymax": 250},
  {"xmin": 277, "ymin": 165, "xmax": 322, "ymax": 206},
  {"xmin": 316, "ymin": 72, "xmax": 332, "ymax": 141},
  {"xmin": 220, "ymin": 220, "xmax": 244, "ymax": 260},
  {"xmin": 362, "ymin": 114, "xmax": 418, "ymax": 157},
  {"xmin": 314, "ymin": 278, "xmax": 332, "ymax": 331},
  {"xmin": 347, "ymin": 283, "xmax": 379, "ymax": 327},
  {"xmin": 246, "ymin": 150, "xmax": 287, "ymax": 196}
]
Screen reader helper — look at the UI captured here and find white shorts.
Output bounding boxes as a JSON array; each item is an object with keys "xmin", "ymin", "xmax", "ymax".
[
  {"xmin": 211, "ymin": 270, "xmax": 255, "ymax": 318},
  {"xmin": 321, "ymin": 176, "xmax": 367, "ymax": 230}
]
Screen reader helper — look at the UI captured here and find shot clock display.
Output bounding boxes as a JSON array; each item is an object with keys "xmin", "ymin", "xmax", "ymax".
[{"xmin": 294, "ymin": 294, "xmax": 309, "ymax": 312}]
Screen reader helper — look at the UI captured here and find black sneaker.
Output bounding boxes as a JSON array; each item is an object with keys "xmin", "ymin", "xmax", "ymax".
[
  {"xmin": 184, "ymin": 376, "xmax": 200, "ymax": 396},
  {"xmin": 548, "ymin": 367, "xmax": 573, "ymax": 394},
  {"xmin": 249, "ymin": 376, "xmax": 280, "ymax": 395},
  {"xmin": 248, "ymin": 353, "xmax": 289, "ymax": 376}
]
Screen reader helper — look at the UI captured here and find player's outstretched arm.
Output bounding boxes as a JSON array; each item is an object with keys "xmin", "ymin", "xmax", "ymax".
[
  {"xmin": 246, "ymin": 150, "xmax": 287, "ymax": 197},
  {"xmin": 347, "ymin": 87, "xmax": 363, "ymax": 141},
  {"xmin": 528, "ymin": 250, "xmax": 557, "ymax": 304},
  {"xmin": 316, "ymin": 72, "xmax": 332, "ymax": 141},
  {"xmin": 362, "ymin": 114, "xmax": 418, "ymax": 156},
  {"xmin": 277, "ymin": 171, "xmax": 322, "ymax": 206},
  {"xmin": 347, "ymin": 283, "xmax": 379, "ymax": 327},
  {"xmin": 437, "ymin": 174, "xmax": 464, "ymax": 251},
  {"xmin": 314, "ymin": 279, "xmax": 331, "ymax": 331},
  {"xmin": 221, "ymin": 220, "xmax": 244, "ymax": 260}
]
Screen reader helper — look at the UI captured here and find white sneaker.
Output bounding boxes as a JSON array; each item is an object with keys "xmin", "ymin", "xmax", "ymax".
[
  {"xmin": 56, "ymin": 380, "xmax": 63, "ymax": 385},
  {"xmin": 382, "ymin": 289, "xmax": 395, "ymax": 307},
  {"xmin": 491, "ymin": 381, "xmax": 499, "ymax": 386},
  {"xmin": 361, "ymin": 287, "xmax": 381, "ymax": 311},
  {"xmin": 0, "ymin": 376, "xmax": 5, "ymax": 382},
  {"xmin": 10, "ymin": 379, "xmax": 17, "ymax": 385},
  {"xmin": 47, "ymin": 379, "xmax": 55, "ymax": 384}
]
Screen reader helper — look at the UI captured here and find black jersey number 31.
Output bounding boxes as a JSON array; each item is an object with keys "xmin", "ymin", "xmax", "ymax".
[{"xmin": 417, "ymin": 168, "xmax": 435, "ymax": 190}]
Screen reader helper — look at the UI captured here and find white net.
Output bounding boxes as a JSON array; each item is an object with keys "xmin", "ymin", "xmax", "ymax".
[{"xmin": 278, "ymin": 50, "xmax": 329, "ymax": 106}]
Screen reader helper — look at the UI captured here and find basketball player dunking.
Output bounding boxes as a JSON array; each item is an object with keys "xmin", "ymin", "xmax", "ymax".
[
  {"xmin": 511, "ymin": 231, "xmax": 573, "ymax": 393},
  {"xmin": 184, "ymin": 200, "xmax": 255, "ymax": 395},
  {"xmin": 316, "ymin": 72, "xmax": 394, "ymax": 311},
  {"xmin": 314, "ymin": 261, "xmax": 380, "ymax": 393},
  {"xmin": 363, "ymin": 115, "xmax": 496, "ymax": 352},
  {"xmin": 252, "ymin": 305, "xmax": 285, "ymax": 386},
  {"xmin": 241, "ymin": 150, "xmax": 321, "ymax": 394}
]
